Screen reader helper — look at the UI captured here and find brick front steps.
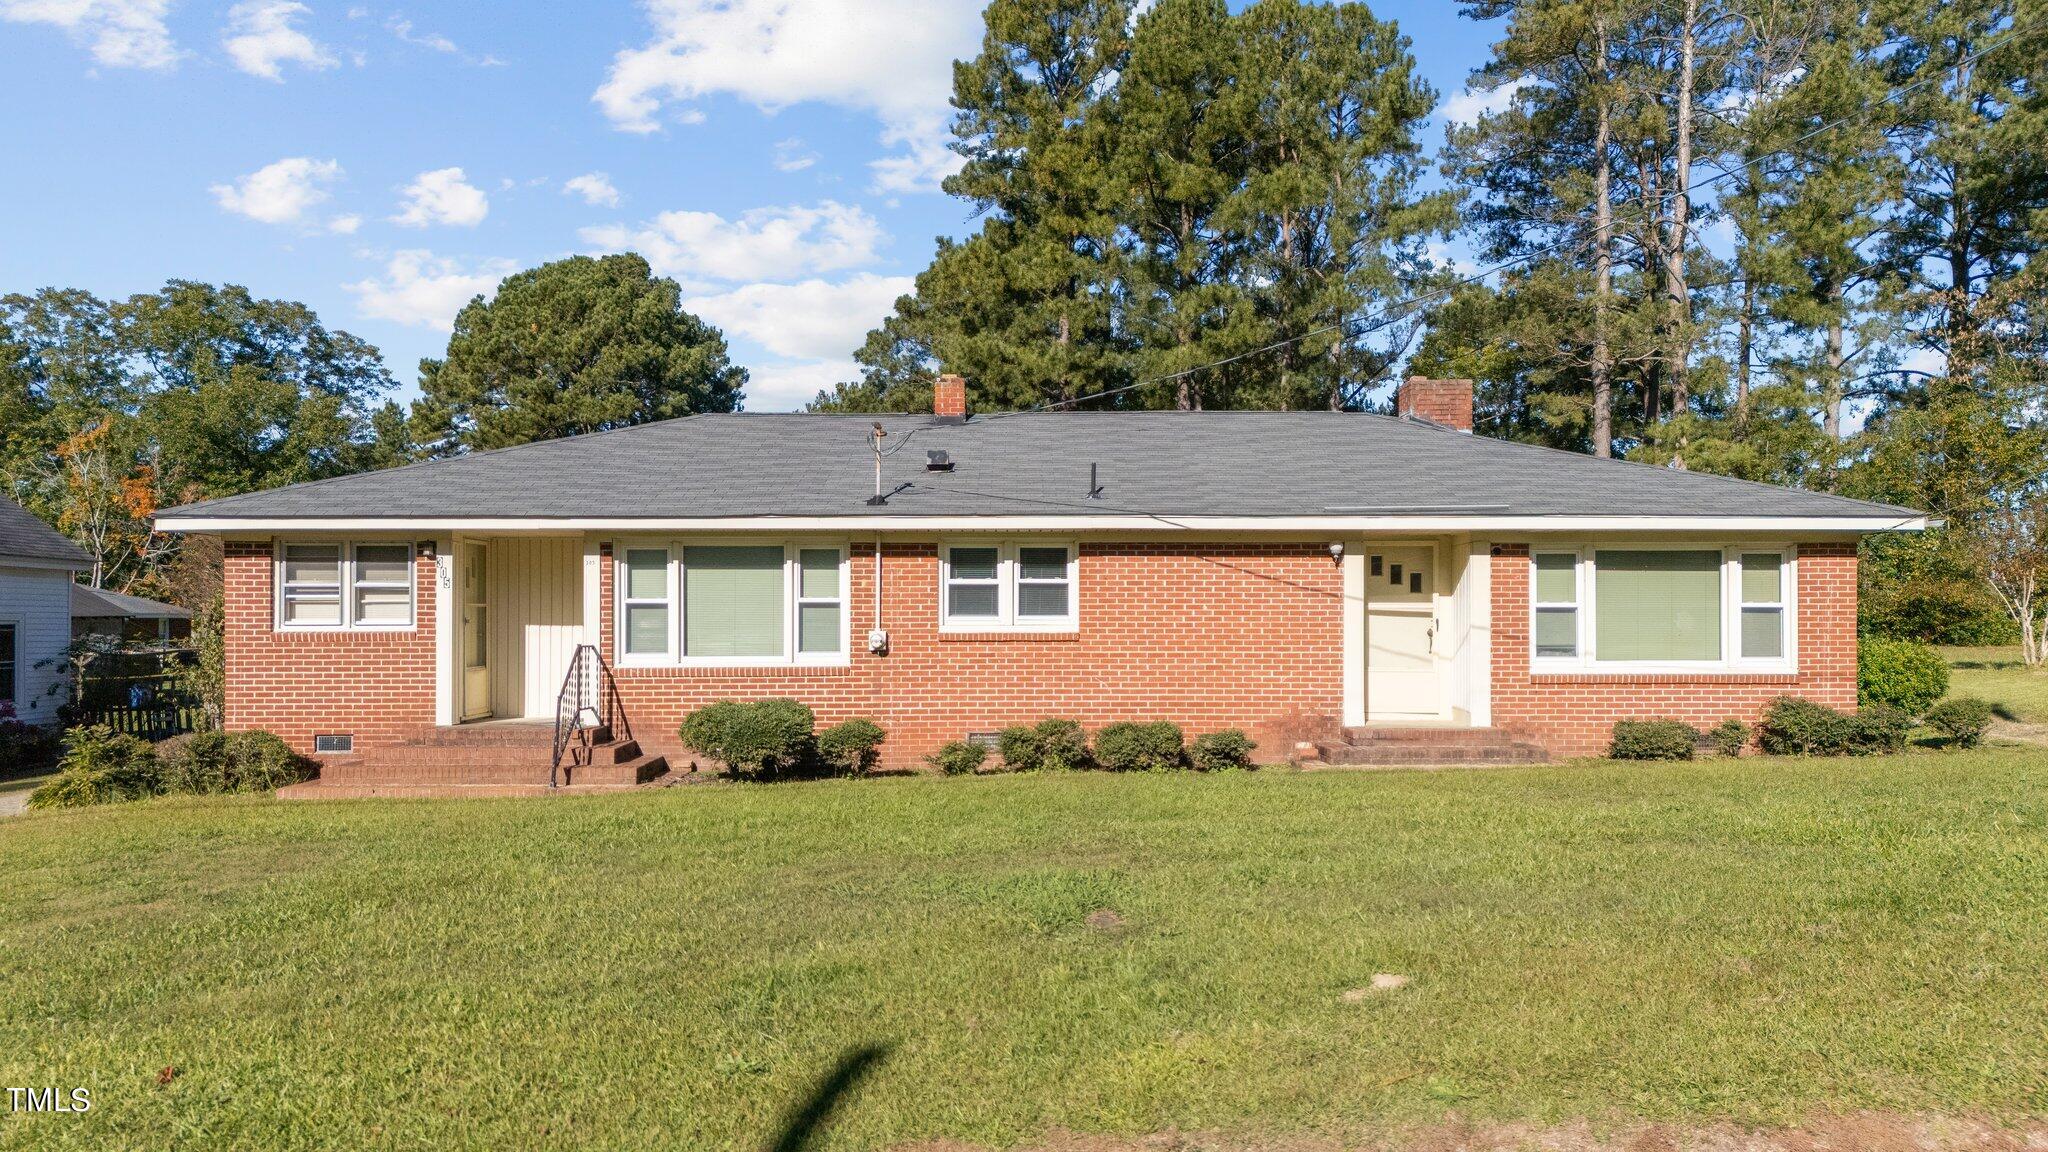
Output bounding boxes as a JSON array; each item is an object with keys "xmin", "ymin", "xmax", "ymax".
[
  {"xmin": 1304, "ymin": 726, "xmax": 1548, "ymax": 769},
  {"xmin": 280, "ymin": 721, "xmax": 669, "ymax": 799}
]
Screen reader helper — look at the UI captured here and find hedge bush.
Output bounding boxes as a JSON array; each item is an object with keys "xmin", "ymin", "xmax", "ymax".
[
  {"xmin": 160, "ymin": 730, "xmax": 312, "ymax": 795},
  {"xmin": 1708, "ymin": 720, "xmax": 1752, "ymax": 758},
  {"xmin": 28, "ymin": 726, "xmax": 162, "ymax": 809},
  {"xmin": 1609, "ymin": 720, "xmax": 1698, "ymax": 761},
  {"xmin": 815, "ymin": 718, "xmax": 887, "ymax": 777},
  {"xmin": 927, "ymin": 740, "xmax": 987, "ymax": 776},
  {"xmin": 1925, "ymin": 696, "xmax": 1994, "ymax": 748},
  {"xmin": 1759, "ymin": 696, "xmax": 1912, "ymax": 757},
  {"xmin": 0, "ymin": 703, "xmax": 60, "ymax": 776},
  {"xmin": 1093, "ymin": 721, "xmax": 1186, "ymax": 772},
  {"xmin": 1189, "ymin": 729, "xmax": 1257, "ymax": 771},
  {"xmin": 998, "ymin": 719, "xmax": 1090, "ymax": 772},
  {"xmin": 1857, "ymin": 637, "xmax": 1950, "ymax": 715},
  {"xmin": 679, "ymin": 699, "xmax": 817, "ymax": 780}
]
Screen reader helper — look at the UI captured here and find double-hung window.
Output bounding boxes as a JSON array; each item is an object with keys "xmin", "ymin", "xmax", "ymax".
[
  {"xmin": 0, "ymin": 621, "xmax": 16, "ymax": 704},
  {"xmin": 278, "ymin": 541, "xmax": 414, "ymax": 629},
  {"xmin": 1530, "ymin": 546, "xmax": 1793, "ymax": 670},
  {"xmin": 615, "ymin": 542, "xmax": 847, "ymax": 665},
  {"xmin": 941, "ymin": 542, "xmax": 1077, "ymax": 631}
]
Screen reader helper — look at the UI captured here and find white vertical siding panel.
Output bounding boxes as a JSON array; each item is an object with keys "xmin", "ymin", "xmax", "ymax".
[
  {"xmin": 0, "ymin": 566, "xmax": 79, "ymax": 726},
  {"xmin": 484, "ymin": 538, "xmax": 580, "ymax": 719}
]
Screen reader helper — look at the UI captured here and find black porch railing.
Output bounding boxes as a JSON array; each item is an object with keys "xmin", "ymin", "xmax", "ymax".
[{"xmin": 550, "ymin": 644, "xmax": 632, "ymax": 788}]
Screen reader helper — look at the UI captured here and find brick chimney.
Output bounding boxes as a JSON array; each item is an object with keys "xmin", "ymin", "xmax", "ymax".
[
  {"xmin": 933, "ymin": 373, "xmax": 968, "ymax": 419},
  {"xmin": 1395, "ymin": 376, "xmax": 1473, "ymax": 432}
]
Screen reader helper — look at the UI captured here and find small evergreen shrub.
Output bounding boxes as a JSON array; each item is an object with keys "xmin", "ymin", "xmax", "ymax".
[
  {"xmin": 1847, "ymin": 704, "xmax": 1913, "ymax": 756},
  {"xmin": 1759, "ymin": 697, "xmax": 1851, "ymax": 755},
  {"xmin": 1760, "ymin": 696, "xmax": 1912, "ymax": 756},
  {"xmin": 1609, "ymin": 720, "xmax": 1698, "ymax": 761},
  {"xmin": 1708, "ymin": 720, "xmax": 1752, "ymax": 758},
  {"xmin": 997, "ymin": 719, "xmax": 1090, "ymax": 772},
  {"xmin": 927, "ymin": 740, "xmax": 987, "ymax": 776},
  {"xmin": 1093, "ymin": 721, "xmax": 1186, "ymax": 772},
  {"xmin": 1925, "ymin": 696, "xmax": 1994, "ymax": 748},
  {"xmin": 816, "ymin": 718, "xmax": 887, "ymax": 777},
  {"xmin": 1857, "ymin": 637, "xmax": 1950, "ymax": 715},
  {"xmin": 1189, "ymin": 729, "xmax": 1257, "ymax": 771},
  {"xmin": 679, "ymin": 699, "xmax": 817, "ymax": 780},
  {"xmin": 162, "ymin": 730, "xmax": 312, "ymax": 794},
  {"xmin": 28, "ymin": 726, "xmax": 161, "ymax": 809}
]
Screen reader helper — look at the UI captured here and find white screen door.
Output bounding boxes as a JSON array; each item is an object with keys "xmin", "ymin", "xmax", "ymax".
[
  {"xmin": 461, "ymin": 542, "xmax": 491, "ymax": 720},
  {"xmin": 1366, "ymin": 545, "xmax": 1441, "ymax": 720}
]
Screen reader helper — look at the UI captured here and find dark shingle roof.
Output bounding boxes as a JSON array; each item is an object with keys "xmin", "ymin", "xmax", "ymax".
[
  {"xmin": 158, "ymin": 412, "xmax": 1920, "ymax": 522},
  {"xmin": 71, "ymin": 584, "xmax": 191, "ymax": 620},
  {"xmin": 0, "ymin": 495, "xmax": 92, "ymax": 564}
]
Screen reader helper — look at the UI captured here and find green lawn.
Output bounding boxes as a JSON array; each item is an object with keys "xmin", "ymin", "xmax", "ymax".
[
  {"xmin": 1943, "ymin": 645, "xmax": 2048, "ymax": 724},
  {"xmin": 3, "ymin": 752, "xmax": 2047, "ymax": 1150}
]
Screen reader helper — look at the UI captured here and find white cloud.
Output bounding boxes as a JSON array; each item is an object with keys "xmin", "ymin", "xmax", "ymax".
[
  {"xmin": 391, "ymin": 166, "xmax": 489, "ymax": 228},
  {"xmin": 741, "ymin": 358, "xmax": 860, "ymax": 411},
  {"xmin": 1440, "ymin": 76, "xmax": 1536, "ymax": 126},
  {"xmin": 580, "ymin": 200, "xmax": 884, "ymax": 286},
  {"xmin": 563, "ymin": 171, "xmax": 620, "ymax": 208},
  {"xmin": 592, "ymin": 0, "xmax": 980, "ymax": 192},
  {"xmin": 386, "ymin": 15, "xmax": 455, "ymax": 53},
  {"xmin": 345, "ymin": 249, "xmax": 515, "ymax": 330},
  {"xmin": 327, "ymin": 213, "xmax": 361, "ymax": 234},
  {"xmin": 773, "ymin": 137, "xmax": 818, "ymax": 173},
  {"xmin": 683, "ymin": 273, "xmax": 910, "ymax": 361},
  {"xmin": 222, "ymin": 1, "xmax": 335, "ymax": 81},
  {"xmin": 211, "ymin": 157, "xmax": 344, "ymax": 224},
  {"xmin": 1, "ymin": 0, "xmax": 177, "ymax": 69}
]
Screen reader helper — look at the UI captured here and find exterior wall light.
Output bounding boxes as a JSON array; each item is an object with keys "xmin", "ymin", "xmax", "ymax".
[{"xmin": 1328, "ymin": 541, "xmax": 1345, "ymax": 565}]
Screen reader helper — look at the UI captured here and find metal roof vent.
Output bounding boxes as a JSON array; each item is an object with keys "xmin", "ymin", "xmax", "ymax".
[{"xmin": 925, "ymin": 449, "xmax": 955, "ymax": 472}]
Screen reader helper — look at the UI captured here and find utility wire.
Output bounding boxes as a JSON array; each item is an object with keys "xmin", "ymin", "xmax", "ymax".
[{"xmin": 964, "ymin": 17, "xmax": 2043, "ymax": 423}]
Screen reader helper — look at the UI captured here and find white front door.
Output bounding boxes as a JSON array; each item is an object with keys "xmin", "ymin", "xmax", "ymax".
[
  {"xmin": 461, "ymin": 542, "xmax": 491, "ymax": 720},
  {"xmin": 1366, "ymin": 545, "xmax": 1441, "ymax": 720}
]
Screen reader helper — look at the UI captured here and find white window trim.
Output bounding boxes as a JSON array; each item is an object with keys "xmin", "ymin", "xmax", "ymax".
[
  {"xmin": 939, "ymin": 540, "xmax": 1079, "ymax": 633},
  {"xmin": 1528, "ymin": 544, "xmax": 1797, "ymax": 674},
  {"xmin": 1530, "ymin": 548, "xmax": 1586, "ymax": 663},
  {"xmin": 612, "ymin": 539, "xmax": 850, "ymax": 669},
  {"xmin": 275, "ymin": 540, "xmax": 416, "ymax": 631}
]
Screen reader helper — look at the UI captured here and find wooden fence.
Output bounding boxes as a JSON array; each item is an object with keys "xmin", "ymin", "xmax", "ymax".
[{"xmin": 72, "ymin": 652, "xmax": 204, "ymax": 740}]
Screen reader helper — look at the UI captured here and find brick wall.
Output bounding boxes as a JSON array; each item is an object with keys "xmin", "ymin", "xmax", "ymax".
[
  {"xmin": 1488, "ymin": 542, "xmax": 1859, "ymax": 756},
  {"xmin": 222, "ymin": 539, "xmax": 439, "ymax": 752},
  {"xmin": 605, "ymin": 541, "xmax": 1344, "ymax": 771}
]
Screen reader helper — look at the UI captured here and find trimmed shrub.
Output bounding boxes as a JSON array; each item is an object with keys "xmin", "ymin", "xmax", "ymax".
[
  {"xmin": 1609, "ymin": 720, "xmax": 1698, "ymax": 761},
  {"xmin": 161, "ymin": 730, "xmax": 312, "ymax": 795},
  {"xmin": 679, "ymin": 699, "xmax": 817, "ymax": 781},
  {"xmin": 927, "ymin": 740, "xmax": 987, "ymax": 776},
  {"xmin": 1189, "ymin": 729, "xmax": 1257, "ymax": 772},
  {"xmin": 816, "ymin": 719, "xmax": 887, "ymax": 777},
  {"xmin": 1760, "ymin": 696, "xmax": 1912, "ymax": 757},
  {"xmin": 1848, "ymin": 704, "xmax": 1913, "ymax": 756},
  {"xmin": 998, "ymin": 719, "xmax": 1090, "ymax": 772},
  {"xmin": 1093, "ymin": 721, "xmax": 1186, "ymax": 772},
  {"xmin": 1759, "ymin": 697, "xmax": 1852, "ymax": 755},
  {"xmin": 1857, "ymin": 637, "xmax": 1950, "ymax": 715},
  {"xmin": 1925, "ymin": 696, "xmax": 1994, "ymax": 748},
  {"xmin": 27, "ymin": 726, "xmax": 161, "ymax": 809},
  {"xmin": 1708, "ymin": 720, "xmax": 1752, "ymax": 758}
]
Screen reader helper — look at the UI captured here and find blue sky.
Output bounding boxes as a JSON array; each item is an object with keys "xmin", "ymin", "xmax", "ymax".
[{"xmin": 0, "ymin": 0, "xmax": 1504, "ymax": 412}]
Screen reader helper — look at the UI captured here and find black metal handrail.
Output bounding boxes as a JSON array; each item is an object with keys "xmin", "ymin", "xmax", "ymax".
[{"xmin": 550, "ymin": 644, "xmax": 633, "ymax": 787}]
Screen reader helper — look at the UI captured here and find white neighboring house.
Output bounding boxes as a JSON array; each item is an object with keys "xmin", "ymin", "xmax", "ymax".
[{"xmin": 0, "ymin": 495, "xmax": 91, "ymax": 726}]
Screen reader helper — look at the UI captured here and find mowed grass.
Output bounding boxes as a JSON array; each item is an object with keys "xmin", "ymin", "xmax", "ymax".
[
  {"xmin": 1944, "ymin": 645, "xmax": 2048, "ymax": 724},
  {"xmin": 3, "ymin": 752, "xmax": 2048, "ymax": 1151}
]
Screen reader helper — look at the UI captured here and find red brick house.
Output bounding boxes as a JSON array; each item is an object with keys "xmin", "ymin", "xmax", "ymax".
[{"xmin": 155, "ymin": 376, "xmax": 1927, "ymax": 790}]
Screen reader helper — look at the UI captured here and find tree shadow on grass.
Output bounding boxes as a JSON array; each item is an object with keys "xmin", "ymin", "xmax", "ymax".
[{"xmin": 767, "ymin": 1043, "xmax": 891, "ymax": 1152}]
